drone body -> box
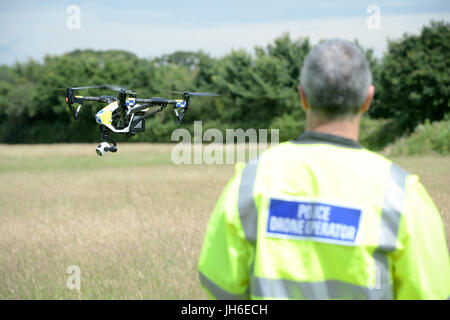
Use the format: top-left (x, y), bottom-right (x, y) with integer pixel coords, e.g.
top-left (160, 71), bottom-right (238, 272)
top-left (60, 85), bottom-right (219, 156)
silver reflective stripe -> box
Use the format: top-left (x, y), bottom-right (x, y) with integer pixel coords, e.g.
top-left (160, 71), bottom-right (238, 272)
top-left (199, 272), bottom-right (249, 300)
top-left (372, 163), bottom-right (409, 299)
top-left (372, 251), bottom-right (394, 299)
top-left (252, 277), bottom-right (392, 300)
top-left (237, 160), bottom-right (259, 243)
top-left (378, 163), bottom-right (409, 251)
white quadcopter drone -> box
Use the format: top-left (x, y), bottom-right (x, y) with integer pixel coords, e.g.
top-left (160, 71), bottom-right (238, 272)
top-left (57, 84), bottom-right (219, 156)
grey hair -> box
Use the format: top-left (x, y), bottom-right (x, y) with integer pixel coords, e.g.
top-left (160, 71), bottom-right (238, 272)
top-left (300, 39), bottom-right (372, 119)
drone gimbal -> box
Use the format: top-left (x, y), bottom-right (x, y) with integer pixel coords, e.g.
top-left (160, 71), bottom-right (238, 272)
top-left (96, 125), bottom-right (117, 156)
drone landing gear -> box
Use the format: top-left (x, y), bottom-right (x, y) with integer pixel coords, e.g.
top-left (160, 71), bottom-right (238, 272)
top-left (96, 125), bottom-right (117, 156)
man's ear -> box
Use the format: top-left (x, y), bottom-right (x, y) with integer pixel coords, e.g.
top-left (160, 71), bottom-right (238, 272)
top-left (361, 85), bottom-right (375, 113)
top-left (298, 85), bottom-right (308, 112)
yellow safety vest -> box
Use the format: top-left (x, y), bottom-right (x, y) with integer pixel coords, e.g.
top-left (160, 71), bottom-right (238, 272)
top-left (198, 131), bottom-right (450, 300)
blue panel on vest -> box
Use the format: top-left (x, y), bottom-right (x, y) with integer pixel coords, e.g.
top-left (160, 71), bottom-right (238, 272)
top-left (266, 198), bottom-right (362, 245)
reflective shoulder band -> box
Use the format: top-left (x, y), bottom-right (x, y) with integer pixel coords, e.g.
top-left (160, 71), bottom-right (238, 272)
top-left (251, 277), bottom-right (392, 300)
top-left (379, 163), bottom-right (409, 251)
top-left (372, 162), bottom-right (409, 299)
top-left (237, 159), bottom-right (260, 244)
top-left (199, 272), bottom-right (249, 300)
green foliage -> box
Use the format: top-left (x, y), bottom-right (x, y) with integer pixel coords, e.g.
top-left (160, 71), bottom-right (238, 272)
top-left (213, 34), bottom-right (309, 128)
top-left (359, 116), bottom-right (389, 150)
top-left (359, 116), bottom-right (410, 151)
top-left (386, 119), bottom-right (450, 155)
top-left (0, 22), bottom-right (448, 154)
top-left (270, 113), bottom-right (305, 142)
top-left (0, 33), bottom-right (312, 143)
top-left (372, 21), bottom-right (450, 133)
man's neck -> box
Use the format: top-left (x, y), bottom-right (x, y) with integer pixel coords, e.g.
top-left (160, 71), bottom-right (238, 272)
top-left (305, 116), bottom-right (361, 141)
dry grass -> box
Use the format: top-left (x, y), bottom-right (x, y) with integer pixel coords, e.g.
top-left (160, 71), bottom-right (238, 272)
top-left (0, 143), bottom-right (234, 299)
top-left (0, 144), bottom-right (448, 299)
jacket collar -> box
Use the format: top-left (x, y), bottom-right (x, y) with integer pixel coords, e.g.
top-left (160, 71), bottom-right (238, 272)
top-left (291, 131), bottom-right (363, 149)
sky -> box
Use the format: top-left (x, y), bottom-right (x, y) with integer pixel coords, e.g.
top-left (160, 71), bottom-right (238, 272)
top-left (0, 0), bottom-right (449, 65)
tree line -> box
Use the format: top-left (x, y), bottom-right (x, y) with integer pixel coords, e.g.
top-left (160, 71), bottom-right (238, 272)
top-left (0, 20), bottom-right (448, 150)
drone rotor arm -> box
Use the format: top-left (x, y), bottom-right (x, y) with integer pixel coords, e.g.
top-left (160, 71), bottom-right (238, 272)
top-left (65, 94), bottom-right (117, 120)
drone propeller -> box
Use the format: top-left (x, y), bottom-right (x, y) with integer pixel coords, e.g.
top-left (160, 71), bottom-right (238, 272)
top-left (189, 91), bottom-right (221, 97)
top-left (100, 84), bottom-right (145, 95)
top-left (52, 85), bottom-right (111, 91)
top-left (101, 84), bottom-right (134, 93)
top-left (53, 84), bottom-right (138, 94)
top-left (150, 88), bottom-right (220, 97)
top-left (72, 85), bottom-right (112, 90)
top-left (54, 85), bottom-right (219, 97)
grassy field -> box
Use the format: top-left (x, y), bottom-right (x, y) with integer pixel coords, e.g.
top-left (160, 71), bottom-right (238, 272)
top-left (0, 143), bottom-right (449, 299)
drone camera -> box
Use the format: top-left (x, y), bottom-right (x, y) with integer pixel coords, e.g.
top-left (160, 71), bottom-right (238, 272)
top-left (95, 141), bottom-right (117, 156)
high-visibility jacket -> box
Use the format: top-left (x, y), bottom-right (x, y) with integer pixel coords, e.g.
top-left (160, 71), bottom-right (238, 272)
top-left (198, 131), bottom-right (450, 300)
